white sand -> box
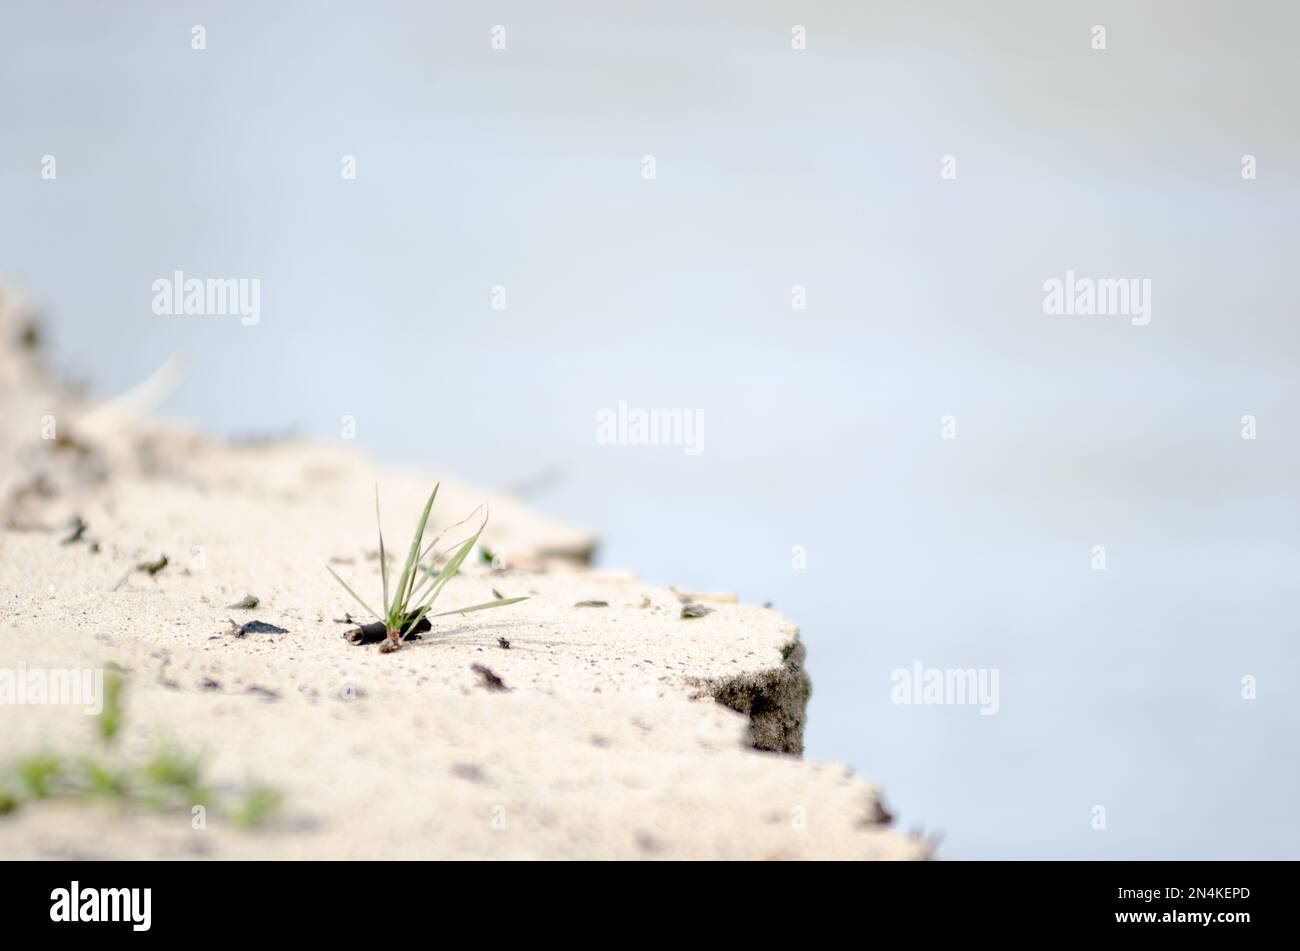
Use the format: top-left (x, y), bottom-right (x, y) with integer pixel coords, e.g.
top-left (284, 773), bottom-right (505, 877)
top-left (0, 289), bottom-right (924, 859)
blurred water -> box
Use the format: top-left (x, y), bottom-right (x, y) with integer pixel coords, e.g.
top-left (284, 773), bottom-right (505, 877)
top-left (3, 0), bottom-right (1298, 857)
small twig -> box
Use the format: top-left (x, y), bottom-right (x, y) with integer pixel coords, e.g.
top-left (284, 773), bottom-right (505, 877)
top-left (110, 554), bottom-right (168, 592)
top-left (60, 517), bottom-right (88, 546)
top-left (344, 617), bottom-right (431, 646)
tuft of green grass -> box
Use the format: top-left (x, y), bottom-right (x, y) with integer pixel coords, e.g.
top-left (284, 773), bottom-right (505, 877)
top-left (97, 666), bottom-right (125, 745)
top-left (327, 485), bottom-right (527, 652)
top-left (16, 755), bottom-right (63, 799)
top-left (140, 745), bottom-right (205, 796)
top-left (232, 785), bottom-right (282, 829)
top-left (0, 787), bottom-right (18, 814)
top-left (83, 759), bottom-right (129, 798)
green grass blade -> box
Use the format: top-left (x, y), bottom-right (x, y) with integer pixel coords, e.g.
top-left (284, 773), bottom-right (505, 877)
top-left (422, 527), bottom-right (482, 606)
top-left (375, 486), bottom-right (390, 617)
top-left (408, 511), bottom-right (486, 602)
top-left (404, 526), bottom-right (485, 632)
top-left (429, 596), bottom-right (528, 618)
top-left (404, 485), bottom-right (438, 607)
top-left (326, 566), bottom-right (382, 622)
top-left (392, 485), bottom-right (438, 619)
top-left (410, 501), bottom-right (483, 576)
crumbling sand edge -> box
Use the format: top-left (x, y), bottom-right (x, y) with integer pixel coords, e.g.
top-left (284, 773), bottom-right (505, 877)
top-left (695, 639), bottom-right (812, 755)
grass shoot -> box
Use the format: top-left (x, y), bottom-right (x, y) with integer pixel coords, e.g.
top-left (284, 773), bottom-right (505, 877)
top-left (327, 484), bottom-right (527, 652)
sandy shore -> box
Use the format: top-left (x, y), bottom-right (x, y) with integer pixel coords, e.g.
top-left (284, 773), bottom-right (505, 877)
top-left (0, 288), bottom-right (925, 859)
